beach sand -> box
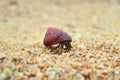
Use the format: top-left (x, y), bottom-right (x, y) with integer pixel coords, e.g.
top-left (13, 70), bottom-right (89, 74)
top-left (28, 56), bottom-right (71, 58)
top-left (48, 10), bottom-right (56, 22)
top-left (0, 0), bottom-right (120, 80)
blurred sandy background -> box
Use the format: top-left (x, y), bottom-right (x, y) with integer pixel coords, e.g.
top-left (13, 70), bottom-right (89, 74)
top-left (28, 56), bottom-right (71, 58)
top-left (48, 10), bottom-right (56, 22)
top-left (0, 0), bottom-right (120, 44)
top-left (0, 0), bottom-right (120, 80)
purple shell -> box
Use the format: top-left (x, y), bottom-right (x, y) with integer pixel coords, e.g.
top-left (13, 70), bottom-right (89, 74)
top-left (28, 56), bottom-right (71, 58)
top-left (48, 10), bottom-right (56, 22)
top-left (54, 31), bottom-right (72, 43)
top-left (43, 27), bottom-right (72, 46)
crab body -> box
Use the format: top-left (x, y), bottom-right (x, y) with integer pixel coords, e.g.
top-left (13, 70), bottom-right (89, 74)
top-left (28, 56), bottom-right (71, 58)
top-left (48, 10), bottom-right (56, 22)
top-left (43, 27), bottom-right (72, 51)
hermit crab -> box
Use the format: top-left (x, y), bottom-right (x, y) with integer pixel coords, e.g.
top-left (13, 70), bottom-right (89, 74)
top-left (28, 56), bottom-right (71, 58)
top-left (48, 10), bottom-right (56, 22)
top-left (43, 27), bottom-right (72, 51)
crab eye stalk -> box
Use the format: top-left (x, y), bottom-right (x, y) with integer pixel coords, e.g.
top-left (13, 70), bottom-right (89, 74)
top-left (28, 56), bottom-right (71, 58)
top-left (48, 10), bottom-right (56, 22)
top-left (43, 27), bottom-right (72, 52)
